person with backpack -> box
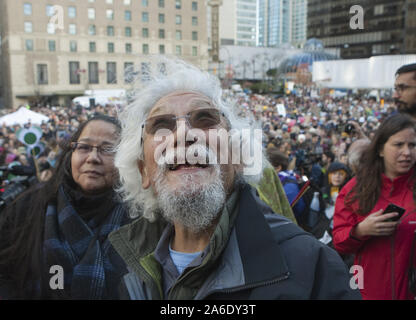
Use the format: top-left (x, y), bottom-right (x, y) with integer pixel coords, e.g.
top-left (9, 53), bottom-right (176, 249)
top-left (267, 147), bottom-right (306, 222)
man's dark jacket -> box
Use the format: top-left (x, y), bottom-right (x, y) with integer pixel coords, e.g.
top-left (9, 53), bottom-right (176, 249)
top-left (109, 184), bottom-right (362, 300)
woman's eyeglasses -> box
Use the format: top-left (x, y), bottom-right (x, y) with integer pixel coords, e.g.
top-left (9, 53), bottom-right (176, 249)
top-left (71, 142), bottom-right (115, 157)
top-left (142, 108), bottom-right (224, 135)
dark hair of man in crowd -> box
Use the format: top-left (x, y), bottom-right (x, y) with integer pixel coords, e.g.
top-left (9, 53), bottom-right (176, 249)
top-left (395, 63), bottom-right (416, 79)
top-left (267, 147), bottom-right (289, 171)
top-left (0, 114), bottom-right (121, 298)
top-left (324, 151), bottom-right (335, 163)
top-left (345, 113), bottom-right (416, 215)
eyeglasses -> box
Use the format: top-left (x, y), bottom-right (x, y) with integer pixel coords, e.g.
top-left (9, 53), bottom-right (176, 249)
top-left (394, 84), bottom-right (416, 94)
top-left (142, 108), bottom-right (225, 135)
top-left (71, 142), bottom-right (115, 157)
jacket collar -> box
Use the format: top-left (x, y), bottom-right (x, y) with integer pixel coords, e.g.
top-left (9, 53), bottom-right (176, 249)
top-left (234, 184), bottom-right (289, 284)
top-left (381, 166), bottom-right (415, 189)
top-left (109, 183), bottom-right (291, 294)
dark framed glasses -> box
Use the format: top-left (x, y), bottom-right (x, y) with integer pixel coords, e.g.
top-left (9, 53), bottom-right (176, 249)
top-left (142, 108), bottom-right (224, 135)
top-left (394, 84), bottom-right (416, 93)
top-left (71, 142), bottom-right (115, 157)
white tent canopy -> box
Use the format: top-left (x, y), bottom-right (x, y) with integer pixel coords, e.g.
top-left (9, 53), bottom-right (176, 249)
top-left (0, 107), bottom-right (49, 127)
top-left (312, 54), bottom-right (416, 89)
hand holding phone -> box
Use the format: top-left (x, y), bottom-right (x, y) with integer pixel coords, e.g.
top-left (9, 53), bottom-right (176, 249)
top-left (383, 203), bottom-right (406, 222)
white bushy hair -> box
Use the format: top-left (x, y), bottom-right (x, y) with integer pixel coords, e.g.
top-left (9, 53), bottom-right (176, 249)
top-left (115, 56), bottom-right (267, 220)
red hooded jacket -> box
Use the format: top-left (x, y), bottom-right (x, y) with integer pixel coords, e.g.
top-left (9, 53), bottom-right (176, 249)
top-left (333, 168), bottom-right (416, 300)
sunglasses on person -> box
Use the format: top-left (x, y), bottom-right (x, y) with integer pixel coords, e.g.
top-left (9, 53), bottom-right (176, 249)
top-left (71, 142), bottom-right (115, 157)
top-left (142, 108), bottom-right (225, 135)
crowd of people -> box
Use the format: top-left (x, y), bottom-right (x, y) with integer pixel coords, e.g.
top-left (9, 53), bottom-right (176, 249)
top-left (0, 57), bottom-right (415, 300)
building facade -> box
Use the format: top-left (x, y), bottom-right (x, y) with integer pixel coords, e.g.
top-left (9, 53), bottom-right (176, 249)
top-left (0, 0), bottom-right (209, 109)
top-left (307, 0), bottom-right (416, 59)
top-left (257, 0), bottom-right (307, 48)
top-left (218, 0), bottom-right (257, 47)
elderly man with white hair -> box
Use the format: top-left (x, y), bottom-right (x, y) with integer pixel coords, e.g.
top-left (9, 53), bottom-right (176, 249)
top-left (109, 57), bottom-right (360, 300)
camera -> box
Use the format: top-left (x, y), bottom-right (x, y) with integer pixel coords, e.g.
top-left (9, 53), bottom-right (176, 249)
top-left (0, 166), bottom-right (38, 212)
top-left (344, 123), bottom-right (355, 134)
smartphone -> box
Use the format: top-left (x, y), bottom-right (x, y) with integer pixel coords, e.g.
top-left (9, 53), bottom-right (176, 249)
top-left (383, 203), bottom-right (406, 222)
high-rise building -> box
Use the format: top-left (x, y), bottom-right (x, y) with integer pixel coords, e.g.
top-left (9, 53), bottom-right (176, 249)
top-left (0, 0), bottom-right (209, 109)
top-left (257, 0), bottom-right (307, 47)
top-left (307, 0), bottom-right (416, 59)
top-left (218, 0), bottom-right (258, 46)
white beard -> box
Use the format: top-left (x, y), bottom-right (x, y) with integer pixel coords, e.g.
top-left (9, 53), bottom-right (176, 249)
top-left (154, 150), bottom-right (226, 233)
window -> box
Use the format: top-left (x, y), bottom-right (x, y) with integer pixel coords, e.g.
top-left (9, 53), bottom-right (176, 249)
top-left (24, 21), bottom-right (32, 33)
top-left (70, 40), bottom-right (77, 52)
top-left (23, 3), bottom-right (32, 15)
top-left (192, 17), bottom-right (198, 26)
top-left (142, 44), bottom-right (149, 54)
top-left (37, 64), bottom-right (48, 85)
top-left (192, 46), bottom-right (197, 56)
top-left (159, 45), bottom-right (165, 54)
top-left (125, 10), bottom-right (131, 21)
top-left (176, 45), bottom-right (182, 56)
top-left (124, 0), bottom-right (131, 5)
top-left (88, 25), bottom-right (96, 35)
top-left (159, 0), bottom-right (165, 8)
top-left (106, 0), bottom-right (113, 4)
top-left (107, 26), bottom-right (115, 36)
top-left (142, 0), bottom-right (148, 7)
top-left (175, 30), bottom-right (182, 40)
top-left (142, 12), bottom-right (149, 22)
top-left (125, 43), bottom-right (132, 54)
top-left (159, 29), bottom-right (165, 39)
top-left (88, 62), bottom-right (99, 84)
top-left (106, 9), bottom-right (114, 20)
top-left (124, 62), bottom-right (134, 83)
top-left (46, 5), bottom-right (55, 17)
top-left (47, 23), bottom-right (55, 34)
top-left (107, 62), bottom-right (117, 84)
top-left (69, 24), bottom-right (77, 35)
top-left (175, 15), bottom-right (181, 25)
top-left (68, 6), bottom-right (76, 18)
top-left (142, 28), bottom-right (149, 38)
top-left (175, 0), bottom-right (181, 9)
top-left (89, 42), bottom-right (96, 52)
top-left (141, 62), bottom-right (150, 80)
top-left (108, 42), bottom-right (114, 53)
top-left (125, 27), bottom-right (132, 37)
top-left (192, 1), bottom-right (198, 11)
top-left (159, 14), bottom-right (165, 23)
top-left (48, 40), bottom-right (56, 52)
top-left (25, 39), bottom-right (33, 51)
top-left (192, 31), bottom-right (198, 41)
top-left (88, 8), bottom-right (95, 19)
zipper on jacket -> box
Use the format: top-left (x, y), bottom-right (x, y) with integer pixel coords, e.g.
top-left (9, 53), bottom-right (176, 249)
top-left (201, 272), bottom-right (290, 298)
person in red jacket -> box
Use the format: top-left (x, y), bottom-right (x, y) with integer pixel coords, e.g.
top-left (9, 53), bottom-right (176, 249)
top-left (333, 113), bottom-right (416, 300)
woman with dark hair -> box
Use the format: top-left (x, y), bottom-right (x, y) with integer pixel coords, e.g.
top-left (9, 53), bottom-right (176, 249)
top-left (333, 113), bottom-right (416, 299)
top-left (0, 115), bottom-right (129, 299)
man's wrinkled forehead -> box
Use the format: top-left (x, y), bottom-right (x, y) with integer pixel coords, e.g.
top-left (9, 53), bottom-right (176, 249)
top-left (149, 90), bottom-right (216, 117)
